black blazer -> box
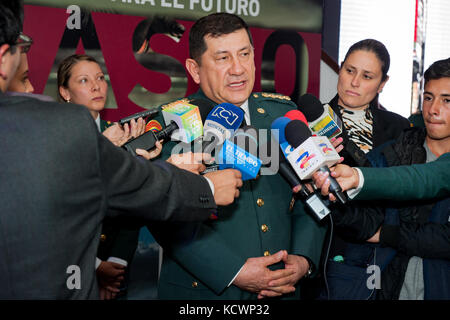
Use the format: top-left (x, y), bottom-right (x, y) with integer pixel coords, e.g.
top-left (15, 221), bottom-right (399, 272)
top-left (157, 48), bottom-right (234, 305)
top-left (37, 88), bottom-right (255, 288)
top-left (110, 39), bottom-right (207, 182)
top-left (0, 93), bottom-right (216, 299)
top-left (328, 94), bottom-right (411, 167)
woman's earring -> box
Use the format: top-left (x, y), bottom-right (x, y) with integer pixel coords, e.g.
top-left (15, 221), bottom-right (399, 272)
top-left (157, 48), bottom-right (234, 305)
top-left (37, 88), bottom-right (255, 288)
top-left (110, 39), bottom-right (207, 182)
top-left (66, 99), bottom-right (70, 103)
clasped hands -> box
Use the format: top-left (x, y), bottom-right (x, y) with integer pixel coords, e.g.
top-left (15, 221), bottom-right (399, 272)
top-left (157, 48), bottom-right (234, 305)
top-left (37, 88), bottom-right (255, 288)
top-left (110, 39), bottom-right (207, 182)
top-left (232, 250), bottom-right (311, 299)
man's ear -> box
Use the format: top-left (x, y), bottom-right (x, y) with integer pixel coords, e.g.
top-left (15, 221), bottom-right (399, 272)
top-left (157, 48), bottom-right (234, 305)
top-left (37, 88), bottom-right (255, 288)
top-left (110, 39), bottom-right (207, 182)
top-left (0, 44), bottom-right (11, 79)
top-left (59, 86), bottom-right (70, 102)
top-left (185, 58), bottom-right (200, 84)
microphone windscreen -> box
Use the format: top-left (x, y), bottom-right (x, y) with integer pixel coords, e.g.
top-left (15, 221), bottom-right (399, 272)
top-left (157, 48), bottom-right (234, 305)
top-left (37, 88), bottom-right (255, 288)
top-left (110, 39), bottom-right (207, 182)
top-left (284, 110), bottom-right (308, 125)
top-left (285, 120), bottom-right (312, 148)
top-left (297, 93), bottom-right (323, 122)
top-left (271, 117), bottom-right (291, 144)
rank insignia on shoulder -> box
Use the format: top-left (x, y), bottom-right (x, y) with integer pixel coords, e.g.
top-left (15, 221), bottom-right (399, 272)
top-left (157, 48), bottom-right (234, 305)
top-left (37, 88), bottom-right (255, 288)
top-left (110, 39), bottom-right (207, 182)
top-left (261, 92), bottom-right (291, 101)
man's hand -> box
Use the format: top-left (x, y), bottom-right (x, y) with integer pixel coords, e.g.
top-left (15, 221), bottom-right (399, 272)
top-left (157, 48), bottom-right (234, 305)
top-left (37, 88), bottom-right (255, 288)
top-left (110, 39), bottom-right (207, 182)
top-left (204, 169), bottom-right (243, 206)
top-left (232, 250), bottom-right (296, 295)
top-left (129, 117), bottom-right (146, 139)
top-left (102, 117), bottom-right (146, 147)
top-left (96, 261), bottom-right (126, 300)
top-left (135, 140), bottom-right (163, 160)
top-left (99, 285), bottom-right (120, 300)
top-left (312, 164), bottom-right (359, 201)
top-left (167, 152), bottom-right (211, 175)
top-left (257, 255), bottom-right (309, 299)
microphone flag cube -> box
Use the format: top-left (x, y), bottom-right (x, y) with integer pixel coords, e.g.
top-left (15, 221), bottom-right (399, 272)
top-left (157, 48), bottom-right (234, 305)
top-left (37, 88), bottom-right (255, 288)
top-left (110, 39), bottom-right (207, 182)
top-left (217, 140), bottom-right (262, 181)
top-left (162, 101), bottom-right (203, 143)
top-left (308, 104), bottom-right (342, 139)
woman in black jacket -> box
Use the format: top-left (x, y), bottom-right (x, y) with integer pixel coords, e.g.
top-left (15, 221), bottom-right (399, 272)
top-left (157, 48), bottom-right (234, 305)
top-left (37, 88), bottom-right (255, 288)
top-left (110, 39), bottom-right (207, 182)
top-left (309, 39), bottom-right (411, 300)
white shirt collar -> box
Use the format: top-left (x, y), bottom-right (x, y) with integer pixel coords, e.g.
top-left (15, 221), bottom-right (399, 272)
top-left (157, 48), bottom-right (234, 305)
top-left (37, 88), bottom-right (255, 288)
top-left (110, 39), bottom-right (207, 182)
top-left (94, 114), bottom-right (101, 132)
top-left (239, 99), bottom-right (251, 125)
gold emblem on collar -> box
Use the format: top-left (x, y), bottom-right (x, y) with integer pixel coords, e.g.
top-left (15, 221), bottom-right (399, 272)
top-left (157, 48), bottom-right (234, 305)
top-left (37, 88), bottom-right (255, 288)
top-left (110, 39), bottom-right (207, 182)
top-left (257, 107), bottom-right (265, 114)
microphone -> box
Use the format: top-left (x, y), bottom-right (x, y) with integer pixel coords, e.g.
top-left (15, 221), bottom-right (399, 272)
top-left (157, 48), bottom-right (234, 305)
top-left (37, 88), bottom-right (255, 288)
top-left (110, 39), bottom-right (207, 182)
top-left (123, 99), bottom-right (214, 156)
top-left (119, 108), bottom-right (159, 126)
top-left (190, 98), bottom-right (217, 123)
top-left (284, 109), bottom-right (308, 124)
top-left (217, 125), bottom-right (262, 181)
top-left (123, 120), bottom-right (178, 156)
top-left (298, 93), bottom-right (342, 139)
top-left (161, 99), bottom-right (204, 143)
top-left (277, 149), bottom-right (331, 220)
top-left (271, 117), bottom-right (331, 220)
top-left (201, 102), bottom-right (245, 156)
top-left (284, 120), bottom-right (348, 204)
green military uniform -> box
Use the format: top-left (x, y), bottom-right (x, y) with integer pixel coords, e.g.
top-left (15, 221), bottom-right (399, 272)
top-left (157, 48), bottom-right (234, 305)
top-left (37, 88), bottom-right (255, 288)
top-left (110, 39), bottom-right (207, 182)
top-left (356, 152), bottom-right (450, 201)
top-left (147, 90), bottom-right (328, 300)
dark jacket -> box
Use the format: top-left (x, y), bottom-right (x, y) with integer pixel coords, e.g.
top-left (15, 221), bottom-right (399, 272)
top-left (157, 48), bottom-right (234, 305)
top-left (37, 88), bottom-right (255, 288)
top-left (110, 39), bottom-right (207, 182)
top-left (332, 128), bottom-right (450, 300)
top-left (0, 94), bottom-right (217, 299)
top-left (328, 94), bottom-right (411, 167)
top-left (320, 95), bottom-right (412, 285)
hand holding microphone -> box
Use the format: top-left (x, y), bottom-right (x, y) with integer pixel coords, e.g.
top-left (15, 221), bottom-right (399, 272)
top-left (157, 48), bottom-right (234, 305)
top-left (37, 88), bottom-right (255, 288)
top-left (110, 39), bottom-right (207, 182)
top-left (123, 99), bottom-right (215, 156)
top-left (312, 164), bottom-right (360, 201)
top-left (284, 120), bottom-right (348, 204)
top-left (166, 152), bottom-right (212, 175)
top-left (103, 117), bottom-right (147, 147)
top-left (204, 169), bottom-right (243, 206)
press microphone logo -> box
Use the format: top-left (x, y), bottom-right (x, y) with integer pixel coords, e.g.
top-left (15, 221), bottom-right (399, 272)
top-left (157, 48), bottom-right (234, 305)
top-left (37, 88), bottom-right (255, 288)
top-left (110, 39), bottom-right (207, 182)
top-left (318, 143), bottom-right (333, 155)
top-left (295, 149), bottom-right (316, 169)
top-left (211, 106), bottom-right (240, 126)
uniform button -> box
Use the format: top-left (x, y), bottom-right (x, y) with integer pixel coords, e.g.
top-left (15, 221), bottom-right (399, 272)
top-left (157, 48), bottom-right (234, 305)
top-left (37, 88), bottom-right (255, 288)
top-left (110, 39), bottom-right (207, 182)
top-left (100, 234), bottom-right (106, 242)
top-left (261, 224), bottom-right (269, 233)
top-left (257, 107), bottom-right (265, 114)
top-left (192, 281), bottom-right (198, 288)
top-left (257, 198), bottom-right (264, 207)
top-left (264, 250), bottom-right (270, 257)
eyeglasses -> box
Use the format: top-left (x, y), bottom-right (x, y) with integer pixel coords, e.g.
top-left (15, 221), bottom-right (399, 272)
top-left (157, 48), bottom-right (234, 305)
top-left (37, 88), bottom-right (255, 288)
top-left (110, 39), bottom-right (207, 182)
top-left (14, 32), bottom-right (33, 53)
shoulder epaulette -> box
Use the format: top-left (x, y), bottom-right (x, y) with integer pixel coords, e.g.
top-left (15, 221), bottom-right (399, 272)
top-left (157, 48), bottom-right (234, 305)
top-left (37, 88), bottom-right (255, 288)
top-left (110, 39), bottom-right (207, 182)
top-left (252, 92), bottom-right (291, 101)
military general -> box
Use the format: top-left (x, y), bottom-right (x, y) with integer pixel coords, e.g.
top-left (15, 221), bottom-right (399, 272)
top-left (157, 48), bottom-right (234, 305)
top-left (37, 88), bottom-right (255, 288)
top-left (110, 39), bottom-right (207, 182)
top-left (147, 12), bottom-right (327, 300)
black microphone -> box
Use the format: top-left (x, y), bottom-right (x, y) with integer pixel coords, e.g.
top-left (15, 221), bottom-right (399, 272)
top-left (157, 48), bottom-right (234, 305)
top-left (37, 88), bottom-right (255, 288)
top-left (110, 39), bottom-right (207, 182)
top-left (118, 108), bottom-right (159, 126)
top-left (284, 120), bottom-right (348, 204)
top-left (277, 146), bottom-right (331, 220)
top-left (123, 99), bottom-right (215, 157)
top-left (298, 93), bottom-right (343, 139)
